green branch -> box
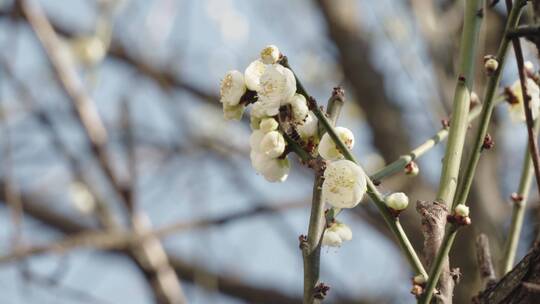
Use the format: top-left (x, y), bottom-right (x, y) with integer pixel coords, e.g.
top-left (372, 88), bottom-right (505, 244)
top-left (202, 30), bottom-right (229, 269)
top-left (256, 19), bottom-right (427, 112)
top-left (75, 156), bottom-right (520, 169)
top-left (421, 1), bottom-right (525, 303)
top-left (279, 57), bottom-right (427, 278)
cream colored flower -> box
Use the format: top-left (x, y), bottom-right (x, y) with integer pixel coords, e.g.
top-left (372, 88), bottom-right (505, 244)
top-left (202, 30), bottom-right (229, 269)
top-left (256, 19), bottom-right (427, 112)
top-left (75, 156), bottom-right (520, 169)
top-left (322, 159), bottom-right (367, 208)
top-left (260, 45), bottom-right (280, 64)
top-left (244, 59), bottom-right (266, 91)
top-left (260, 131), bottom-right (286, 158)
top-left (250, 152), bottom-right (289, 182)
top-left (259, 117), bottom-right (279, 133)
top-left (384, 192), bottom-right (409, 211)
top-left (286, 94), bottom-right (309, 123)
top-left (220, 70), bottom-right (246, 106)
top-left (508, 78), bottom-right (540, 122)
top-left (256, 64), bottom-right (296, 116)
top-left (318, 127), bottom-right (354, 161)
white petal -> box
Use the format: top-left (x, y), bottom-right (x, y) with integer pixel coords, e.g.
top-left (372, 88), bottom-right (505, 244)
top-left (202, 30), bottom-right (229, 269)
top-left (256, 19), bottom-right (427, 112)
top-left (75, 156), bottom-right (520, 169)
top-left (260, 131), bottom-right (286, 158)
top-left (258, 64), bottom-right (296, 104)
top-left (322, 230), bottom-right (342, 247)
top-left (259, 117), bottom-right (279, 133)
top-left (285, 94), bottom-right (309, 123)
top-left (220, 70), bottom-right (246, 106)
top-left (334, 223), bottom-right (352, 242)
top-left (259, 157), bottom-right (289, 182)
top-left (322, 159), bottom-right (367, 208)
top-left (297, 112), bottom-right (318, 139)
top-left (318, 127), bottom-right (355, 161)
top-left (244, 60), bottom-right (266, 91)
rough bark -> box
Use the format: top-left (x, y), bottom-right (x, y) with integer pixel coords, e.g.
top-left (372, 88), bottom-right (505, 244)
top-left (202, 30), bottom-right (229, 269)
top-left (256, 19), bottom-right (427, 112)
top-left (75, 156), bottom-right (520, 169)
top-left (475, 242), bottom-right (540, 304)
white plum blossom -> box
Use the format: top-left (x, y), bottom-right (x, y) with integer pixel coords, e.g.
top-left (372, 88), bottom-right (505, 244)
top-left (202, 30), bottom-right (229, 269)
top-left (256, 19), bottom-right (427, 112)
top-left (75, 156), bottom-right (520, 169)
top-left (260, 45), bottom-right (280, 64)
top-left (384, 192), bottom-right (409, 211)
top-left (318, 127), bottom-right (354, 161)
top-left (322, 159), bottom-right (367, 208)
top-left (220, 70), bottom-right (246, 106)
top-left (322, 222), bottom-right (353, 247)
top-left (259, 117), bottom-right (279, 133)
top-left (260, 131), bottom-right (286, 158)
top-left (297, 112), bottom-right (318, 139)
top-left (250, 152), bottom-right (290, 182)
top-left (256, 64), bottom-right (296, 116)
top-left (322, 229), bottom-right (342, 247)
top-left (508, 78), bottom-right (540, 122)
top-left (455, 204), bottom-right (470, 217)
top-left (286, 93), bottom-right (309, 123)
top-left (244, 59), bottom-right (266, 91)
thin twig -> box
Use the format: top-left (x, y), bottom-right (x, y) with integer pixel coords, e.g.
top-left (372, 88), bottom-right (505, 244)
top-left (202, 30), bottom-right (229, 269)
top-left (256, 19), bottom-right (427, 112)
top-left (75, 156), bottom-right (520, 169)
top-left (476, 234), bottom-right (497, 288)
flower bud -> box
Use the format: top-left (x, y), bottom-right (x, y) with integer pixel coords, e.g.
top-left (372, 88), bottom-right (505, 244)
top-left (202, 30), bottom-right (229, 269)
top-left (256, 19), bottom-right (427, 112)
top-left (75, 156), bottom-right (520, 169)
top-left (260, 45), bottom-right (280, 64)
top-left (260, 117), bottom-right (279, 133)
top-left (322, 230), bottom-right (342, 247)
top-left (404, 161), bottom-right (419, 176)
top-left (322, 221), bottom-right (353, 247)
top-left (454, 204), bottom-right (470, 217)
top-left (413, 274), bottom-right (427, 285)
top-left (322, 159), bottom-right (367, 209)
top-left (318, 127), bottom-right (354, 161)
top-left (484, 58), bottom-right (498, 74)
top-left (385, 192), bottom-right (409, 211)
top-left (220, 70), bottom-right (247, 106)
top-left (260, 131), bottom-right (286, 158)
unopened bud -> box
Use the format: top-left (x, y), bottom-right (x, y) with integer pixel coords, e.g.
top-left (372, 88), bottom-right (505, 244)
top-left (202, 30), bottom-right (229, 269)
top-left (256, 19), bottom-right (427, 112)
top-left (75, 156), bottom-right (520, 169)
top-left (260, 45), bottom-right (280, 64)
top-left (455, 204), bottom-right (470, 217)
top-left (385, 192), bottom-right (409, 211)
top-left (413, 274), bottom-right (427, 285)
top-left (404, 161), bottom-right (419, 176)
top-left (484, 56), bottom-right (498, 75)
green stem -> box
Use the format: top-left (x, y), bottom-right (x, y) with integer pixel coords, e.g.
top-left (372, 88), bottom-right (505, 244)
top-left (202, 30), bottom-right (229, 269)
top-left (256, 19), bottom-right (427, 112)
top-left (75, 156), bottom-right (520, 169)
top-left (452, 0), bottom-right (525, 210)
top-left (421, 2), bottom-right (525, 303)
top-left (500, 119), bottom-right (540, 275)
top-left (302, 173), bottom-right (325, 304)
top-left (280, 67), bottom-right (428, 277)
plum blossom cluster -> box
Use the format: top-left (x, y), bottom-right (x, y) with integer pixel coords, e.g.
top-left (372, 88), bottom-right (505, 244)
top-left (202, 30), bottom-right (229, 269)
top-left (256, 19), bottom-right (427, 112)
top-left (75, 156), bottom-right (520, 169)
top-left (220, 45), bottom-right (397, 248)
top-left (219, 45), bottom-right (317, 182)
